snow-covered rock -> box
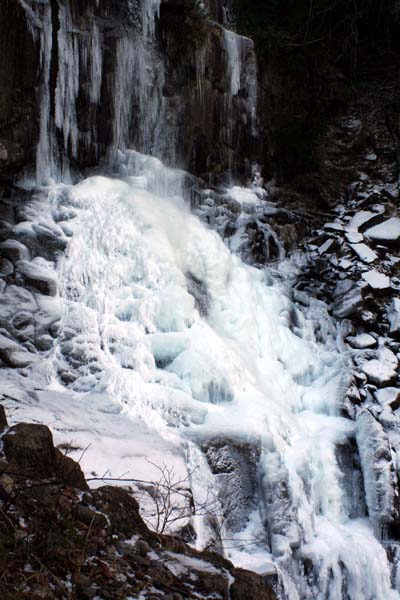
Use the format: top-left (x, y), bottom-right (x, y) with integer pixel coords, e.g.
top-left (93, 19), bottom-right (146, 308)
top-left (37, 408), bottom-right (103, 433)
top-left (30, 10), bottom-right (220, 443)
top-left (318, 238), bottom-right (334, 255)
top-left (348, 211), bottom-right (382, 231)
top-left (0, 332), bottom-right (36, 368)
top-left (349, 243), bottom-right (378, 264)
top-left (387, 298), bottom-right (400, 337)
top-left (375, 388), bottom-right (400, 410)
top-left (361, 270), bottom-right (391, 291)
top-left (345, 230), bottom-right (364, 244)
top-left (0, 239), bottom-right (30, 263)
top-left (362, 348), bottom-right (398, 386)
top-left (16, 258), bottom-right (57, 296)
top-left (365, 218), bottom-right (400, 245)
top-left (356, 410), bottom-right (400, 536)
top-left (346, 333), bottom-right (377, 349)
top-left (324, 222), bottom-right (344, 232)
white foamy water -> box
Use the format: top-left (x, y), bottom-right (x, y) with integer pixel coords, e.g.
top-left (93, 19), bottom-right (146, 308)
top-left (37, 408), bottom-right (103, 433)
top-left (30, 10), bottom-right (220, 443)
top-left (12, 153), bottom-right (396, 599)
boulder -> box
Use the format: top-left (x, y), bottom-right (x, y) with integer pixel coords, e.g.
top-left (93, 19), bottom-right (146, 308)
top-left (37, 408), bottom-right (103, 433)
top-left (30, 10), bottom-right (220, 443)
top-left (365, 218), bottom-right (400, 246)
top-left (16, 259), bottom-right (57, 296)
top-left (346, 333), bottom-right (377, 349)
top-left (0, 332), bottom-right (35, 368)
top-left (231, 569), bottom-right (276, 600)
top-left (0, 239), bottom-right (30, 262)
top-left (375, 388), bottom-right (400, 410)
top-left (361, 270), bottom-right (391, 292)
top-left (349, 242), bottom-right (378, 264)
top-left (3, 422), bottom-right (88, 490)
top-left (361, 348), bottom-right (398, 386)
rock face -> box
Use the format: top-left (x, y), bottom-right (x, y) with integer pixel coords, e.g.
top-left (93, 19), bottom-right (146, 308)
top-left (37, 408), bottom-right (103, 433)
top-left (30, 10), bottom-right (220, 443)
top-left (0, 409), bottom-right (277, 600)
top-left (0, 0), bottom-right (259, 184)
top-left (0, 0), bottom-right (39, 183)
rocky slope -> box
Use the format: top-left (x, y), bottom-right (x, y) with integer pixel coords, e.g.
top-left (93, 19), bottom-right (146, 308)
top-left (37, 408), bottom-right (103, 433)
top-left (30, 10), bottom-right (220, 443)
top-left (0, 406), bottom-right (276, 600)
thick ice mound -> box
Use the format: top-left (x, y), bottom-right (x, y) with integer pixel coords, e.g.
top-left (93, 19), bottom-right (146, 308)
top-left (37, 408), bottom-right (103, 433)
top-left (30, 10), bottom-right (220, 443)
top-left (13, 154), bottom-right (399, 599)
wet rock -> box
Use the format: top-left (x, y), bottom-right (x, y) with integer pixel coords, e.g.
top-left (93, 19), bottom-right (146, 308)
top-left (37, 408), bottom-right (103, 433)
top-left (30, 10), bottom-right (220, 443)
top-left (12, 311), bottom-right (34, 330)
top-left (0, 219), bottom-right (12, 242)
top-left (0, 285), bottom-right (37, 320)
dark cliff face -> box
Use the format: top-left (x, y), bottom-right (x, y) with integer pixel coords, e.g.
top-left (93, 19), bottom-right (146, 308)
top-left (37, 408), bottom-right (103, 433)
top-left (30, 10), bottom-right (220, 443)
top-left (0, 0), bottom-right (40, 183)
top-left (0, 0), bottom-right (260, 185)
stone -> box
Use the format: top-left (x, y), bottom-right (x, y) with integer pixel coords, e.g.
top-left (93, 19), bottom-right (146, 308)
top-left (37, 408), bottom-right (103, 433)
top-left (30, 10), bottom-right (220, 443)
top-left (73, 504), bottom-right (107, 528)
top-left (0, 257), bottom-right (13, 276)
top-left (92, 486), bottom-right (151, 539)
top-left (362, 348), bottom-right (398, 386)
top-left (365, 218), bottom-right (400, 245)
top-left (16, 259), bottom-right (57, 296)
top-left (361, 270), bottom-right (391, 291)
top-left (345, 230), bottom-right (363, 244)
top-left (34, 334), bottom-right (54, 351)
top-left (0, 333), bottom-right (35, 368)
top-left (375, 388), bottom-right (400, 410)
top-left (3, 422), bottom-right (88, 489)
top-left (388, 298), bottom-right (400, 337)
top-left (318, 238), bottom-right (334, 255)
top-left (231, 568), bottom-right (277, 600)
top-left (349, 243), bottom-right (378, 264)
top-left (348, 211), bottom-right (383, 231)
top-left (346, 334), bottom-right (377, 349)
top-left (0, 239), bottom-right (30, 262)
top-left (0, 405), bottom-right (8, 431)
top-left (332, 280), bottom-right (363, 319)
top-left (55, 449), bottom-right (89, 491)
top-left (324, 222), bottom-right (344, 232)
top-left (3, 423), bottom-right (56, 478)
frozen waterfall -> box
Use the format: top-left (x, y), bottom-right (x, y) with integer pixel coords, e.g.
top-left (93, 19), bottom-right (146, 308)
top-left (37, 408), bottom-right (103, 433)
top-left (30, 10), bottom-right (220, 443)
top-left (9, 1), bottom-right (400, 597)
top-left (10, 153), bottom-right (397, 599)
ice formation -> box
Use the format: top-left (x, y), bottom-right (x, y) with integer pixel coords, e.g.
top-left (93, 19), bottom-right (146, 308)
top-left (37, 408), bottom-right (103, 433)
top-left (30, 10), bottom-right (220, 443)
top-left (8, 154), bottom-right (397, 599)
